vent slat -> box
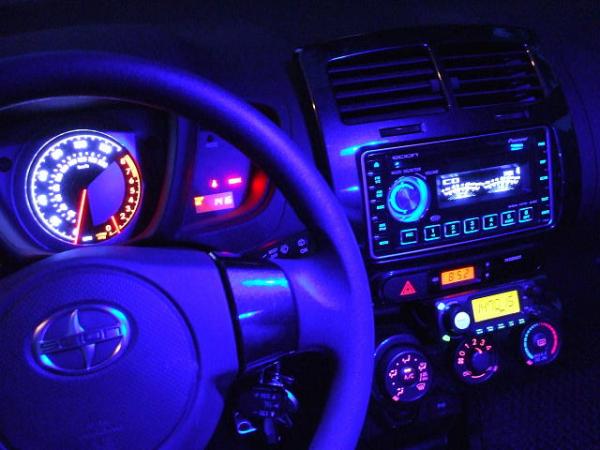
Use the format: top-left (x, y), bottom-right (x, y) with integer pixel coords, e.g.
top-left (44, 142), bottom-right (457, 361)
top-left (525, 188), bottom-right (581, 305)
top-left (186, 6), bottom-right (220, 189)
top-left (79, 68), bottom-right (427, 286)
top-left (328, 57), bottom-right (431, 74)
top-left (339, 94), bottom-right (447, 114)
top-left (455, 86), bottom-right (543, 99)
top-left (334, 80), bottom-right (435, 100)
top-left (445, 60), bottom-right (530, 74)
top-left (327, 46), bottom-right (448, 124)
top-left (456, 73), bottom-right (538, 86)
top-left (439, 42), bottom-right (543, 109)
top-left (330, 68), bottom-right (436, 87)
top-left (438, 50), bottom-right (525, 61)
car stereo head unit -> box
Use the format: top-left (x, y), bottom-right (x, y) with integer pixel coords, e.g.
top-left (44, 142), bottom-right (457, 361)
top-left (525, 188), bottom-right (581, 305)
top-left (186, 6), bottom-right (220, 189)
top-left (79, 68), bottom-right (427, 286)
top-left (362, 127), bottom-right (555, 260)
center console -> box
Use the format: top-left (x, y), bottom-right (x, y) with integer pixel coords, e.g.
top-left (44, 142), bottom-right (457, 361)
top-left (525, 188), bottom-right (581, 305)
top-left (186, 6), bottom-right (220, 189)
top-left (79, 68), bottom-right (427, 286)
top-left (297, 25), bottom-right (578, 448)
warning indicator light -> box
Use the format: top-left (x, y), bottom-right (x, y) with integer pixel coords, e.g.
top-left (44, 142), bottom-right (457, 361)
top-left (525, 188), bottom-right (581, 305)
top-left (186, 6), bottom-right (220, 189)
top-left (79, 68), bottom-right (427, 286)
top-left (400, 280), bottom-right (417, 296)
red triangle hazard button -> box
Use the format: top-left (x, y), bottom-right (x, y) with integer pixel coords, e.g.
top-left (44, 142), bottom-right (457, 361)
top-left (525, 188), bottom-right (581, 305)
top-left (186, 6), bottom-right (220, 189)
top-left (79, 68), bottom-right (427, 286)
top-left (400, 280), bottom-right (417, 296)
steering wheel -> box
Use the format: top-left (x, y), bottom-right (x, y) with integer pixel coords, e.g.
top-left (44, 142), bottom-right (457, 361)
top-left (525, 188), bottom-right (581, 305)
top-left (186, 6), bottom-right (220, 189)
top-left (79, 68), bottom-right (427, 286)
top-left (0, 52), bottom-right (374, 449)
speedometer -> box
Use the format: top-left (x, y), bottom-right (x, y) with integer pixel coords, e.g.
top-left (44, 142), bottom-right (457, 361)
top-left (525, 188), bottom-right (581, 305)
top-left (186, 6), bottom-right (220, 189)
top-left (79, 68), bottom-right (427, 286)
top-left (26, 130), bottom-right (142, 245)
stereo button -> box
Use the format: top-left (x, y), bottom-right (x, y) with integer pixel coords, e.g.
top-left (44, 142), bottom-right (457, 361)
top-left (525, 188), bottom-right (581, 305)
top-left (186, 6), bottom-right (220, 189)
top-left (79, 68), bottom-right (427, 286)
top-left (400, 229), bottom-right (418, 245)
top-left (483, 214), bottom-right (498, 230)
top-left (501, 210), bottom-right (517, 226)
top-left (519, 207), bottom-right (533, 223)
top-left (424, 225), bottom-right (442, 241)
top-left (463, 217), bottom-right (480, 234)
top-left (367, 158), bottom-right (384, 172)
top-left (444, 221), bottom-right (461, 238)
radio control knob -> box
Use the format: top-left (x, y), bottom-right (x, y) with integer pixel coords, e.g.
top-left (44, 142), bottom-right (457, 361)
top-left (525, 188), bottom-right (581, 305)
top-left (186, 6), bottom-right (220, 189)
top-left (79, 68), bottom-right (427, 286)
top-left (376, 345), bottom-right (432, 403)
top-left (444, 306), bottom-right (472, 334)
top-left (387, 176), bottom-right (430, 223)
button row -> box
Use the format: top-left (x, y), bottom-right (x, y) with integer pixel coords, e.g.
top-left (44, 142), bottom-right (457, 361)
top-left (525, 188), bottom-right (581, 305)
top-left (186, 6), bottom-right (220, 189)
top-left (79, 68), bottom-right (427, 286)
top-left (398, 207), bottom-right (535, 246)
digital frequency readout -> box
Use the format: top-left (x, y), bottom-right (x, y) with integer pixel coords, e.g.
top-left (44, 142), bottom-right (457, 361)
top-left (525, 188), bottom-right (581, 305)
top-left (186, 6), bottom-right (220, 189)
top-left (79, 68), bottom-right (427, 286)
top-left (471, 290), bottom-right (521, 323)
top-left (437, 163), bottom-right (526, 207)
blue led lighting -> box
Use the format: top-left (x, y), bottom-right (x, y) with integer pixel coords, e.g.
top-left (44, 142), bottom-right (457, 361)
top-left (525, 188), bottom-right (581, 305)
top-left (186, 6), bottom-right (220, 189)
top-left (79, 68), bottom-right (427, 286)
top-left (108, 307), bottom-right (130, 338)
top-left (238, 310), bottom-right (262, 320)
top-left (39, 354), bottom-right (57, 369)
top-left (537, 141), bottom-right (546, 147)
top-left (341, 185), bottom-right (360, 193)
top-left (241, 278), bottom-right (289, 288)
top-left (510, 142), bottom-right (524, 151)
top-left (522, 325), bottom-right (535, 360)
top-left (339, 140), bottom-right (387, 157)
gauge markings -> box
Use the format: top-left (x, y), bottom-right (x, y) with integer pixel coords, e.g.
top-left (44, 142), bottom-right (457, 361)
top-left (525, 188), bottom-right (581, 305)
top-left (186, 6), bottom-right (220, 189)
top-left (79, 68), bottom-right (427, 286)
top-left (27, 130), bottom-right (142, 245)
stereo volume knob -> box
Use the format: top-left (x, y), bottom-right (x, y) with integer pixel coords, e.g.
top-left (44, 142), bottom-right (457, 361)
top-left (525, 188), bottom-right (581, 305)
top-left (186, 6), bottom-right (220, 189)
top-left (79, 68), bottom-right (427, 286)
top-left (387, 176), bottom-right (430, 223)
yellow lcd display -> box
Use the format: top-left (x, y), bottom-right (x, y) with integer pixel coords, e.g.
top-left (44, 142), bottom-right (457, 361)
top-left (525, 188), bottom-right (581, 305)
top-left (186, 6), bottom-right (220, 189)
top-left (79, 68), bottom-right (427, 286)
top-left (471, 290), bottom-right (521, 323)
top-left (441, 266), bottom-right (476, 287)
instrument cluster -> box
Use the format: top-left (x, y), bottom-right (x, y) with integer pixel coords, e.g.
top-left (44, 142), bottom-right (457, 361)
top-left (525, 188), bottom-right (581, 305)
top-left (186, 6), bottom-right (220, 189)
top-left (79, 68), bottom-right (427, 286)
top-left (0, 98), bottom-right (271, 257)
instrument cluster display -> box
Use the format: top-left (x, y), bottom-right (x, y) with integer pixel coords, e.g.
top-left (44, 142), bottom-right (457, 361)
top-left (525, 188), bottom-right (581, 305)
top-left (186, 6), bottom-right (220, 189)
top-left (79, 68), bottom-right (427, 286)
top-left (26, 129), bottom-right (142, 245)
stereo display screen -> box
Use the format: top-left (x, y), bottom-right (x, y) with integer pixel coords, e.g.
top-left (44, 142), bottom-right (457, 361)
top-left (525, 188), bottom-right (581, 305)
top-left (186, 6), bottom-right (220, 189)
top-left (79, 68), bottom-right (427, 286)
top-left (437, 163), bottom-right (531, 208)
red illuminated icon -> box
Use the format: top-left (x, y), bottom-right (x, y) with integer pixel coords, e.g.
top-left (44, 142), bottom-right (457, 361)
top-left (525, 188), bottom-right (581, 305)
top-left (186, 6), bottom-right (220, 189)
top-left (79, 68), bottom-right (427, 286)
top-left (210, 179), bottom-right (219, 189)
top-left (400, 280), bottom-right (417, 296)
top-left (536, 338), bottom-right (547, 348)
top-left (227, 176), bottom-right (243, 186)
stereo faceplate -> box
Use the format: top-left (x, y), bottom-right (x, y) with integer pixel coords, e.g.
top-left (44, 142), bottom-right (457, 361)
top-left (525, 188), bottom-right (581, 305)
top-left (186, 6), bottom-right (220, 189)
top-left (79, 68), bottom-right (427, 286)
top-left (362, 127), bottom-right (555, 260)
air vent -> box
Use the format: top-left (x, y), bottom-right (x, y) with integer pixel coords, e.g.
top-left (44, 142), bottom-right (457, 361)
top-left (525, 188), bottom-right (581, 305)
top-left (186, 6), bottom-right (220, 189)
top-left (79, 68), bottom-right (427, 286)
top-left (327, 46), bottom-right (448, 124)
top-left (438, 42), bottom-right (544, 109)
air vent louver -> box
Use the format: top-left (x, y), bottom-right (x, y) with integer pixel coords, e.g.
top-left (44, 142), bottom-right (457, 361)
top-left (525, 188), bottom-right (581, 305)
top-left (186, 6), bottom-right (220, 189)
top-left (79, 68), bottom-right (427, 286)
top-left (438, 42), bottom-right (544, 109)
top-left (327, 46), bottom-right (448, 124)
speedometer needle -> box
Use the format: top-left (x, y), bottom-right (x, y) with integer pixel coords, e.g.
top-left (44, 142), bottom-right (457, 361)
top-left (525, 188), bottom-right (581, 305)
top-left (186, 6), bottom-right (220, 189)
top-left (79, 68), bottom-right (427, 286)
top-left (73, 188), bottom-right (88, 245)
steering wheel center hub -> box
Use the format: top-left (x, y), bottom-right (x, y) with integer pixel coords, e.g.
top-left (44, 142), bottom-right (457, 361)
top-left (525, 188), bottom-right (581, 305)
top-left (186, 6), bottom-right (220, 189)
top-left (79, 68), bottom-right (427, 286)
top-left (0, 257), bottom-right (199, 449)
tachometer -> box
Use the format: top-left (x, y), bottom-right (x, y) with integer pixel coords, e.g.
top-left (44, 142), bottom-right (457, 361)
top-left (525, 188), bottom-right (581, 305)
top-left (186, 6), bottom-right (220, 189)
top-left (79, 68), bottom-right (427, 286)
top-left (26, 130), bottom-right (142, 245)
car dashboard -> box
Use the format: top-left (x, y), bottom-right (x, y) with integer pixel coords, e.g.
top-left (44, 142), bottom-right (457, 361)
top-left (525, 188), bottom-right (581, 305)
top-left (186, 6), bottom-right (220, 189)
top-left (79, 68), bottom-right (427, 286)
top-left (0, 2), bottom-right (599, 449)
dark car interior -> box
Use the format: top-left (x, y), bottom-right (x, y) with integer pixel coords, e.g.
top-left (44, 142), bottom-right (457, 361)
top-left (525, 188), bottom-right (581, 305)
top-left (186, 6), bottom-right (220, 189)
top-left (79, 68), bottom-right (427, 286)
top-left (0, 1), bottom-right (599, 449)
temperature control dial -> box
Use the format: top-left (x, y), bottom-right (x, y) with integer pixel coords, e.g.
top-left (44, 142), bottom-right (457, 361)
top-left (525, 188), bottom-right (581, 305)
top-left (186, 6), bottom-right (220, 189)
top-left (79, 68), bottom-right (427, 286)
top-left (520, 322), bottom-right (560, 366)
top-left (379, 347), bottom-right (432, 403)
top-left (454, 336), bottom-right (498, 384)
top-left (386, 176), bottom-right (430, 223)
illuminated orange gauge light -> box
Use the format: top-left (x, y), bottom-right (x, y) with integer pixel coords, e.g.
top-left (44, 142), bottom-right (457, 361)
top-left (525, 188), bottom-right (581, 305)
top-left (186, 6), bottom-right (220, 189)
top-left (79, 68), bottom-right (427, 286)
top-left (440, 266), bottom-right (476, 287)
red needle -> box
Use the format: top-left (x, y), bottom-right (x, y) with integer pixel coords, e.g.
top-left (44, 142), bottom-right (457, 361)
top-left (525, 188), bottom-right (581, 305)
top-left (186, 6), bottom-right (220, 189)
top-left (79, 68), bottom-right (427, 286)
top-left (111, 215), bottom-right (121, 234)
top-left (73, 189), bottom-right (88, 245)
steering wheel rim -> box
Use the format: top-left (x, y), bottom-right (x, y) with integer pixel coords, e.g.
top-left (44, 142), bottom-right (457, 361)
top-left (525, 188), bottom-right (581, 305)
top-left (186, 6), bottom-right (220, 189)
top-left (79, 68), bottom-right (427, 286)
top-left (0, 51), bottom-right (374, 449)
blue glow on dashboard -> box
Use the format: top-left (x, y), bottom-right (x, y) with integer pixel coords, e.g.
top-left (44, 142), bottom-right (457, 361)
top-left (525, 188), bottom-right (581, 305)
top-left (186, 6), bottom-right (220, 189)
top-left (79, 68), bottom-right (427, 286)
top-left (241, 278), bottom-right (289, 288)
top-left (339, 140), bottom-right (387, 157)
